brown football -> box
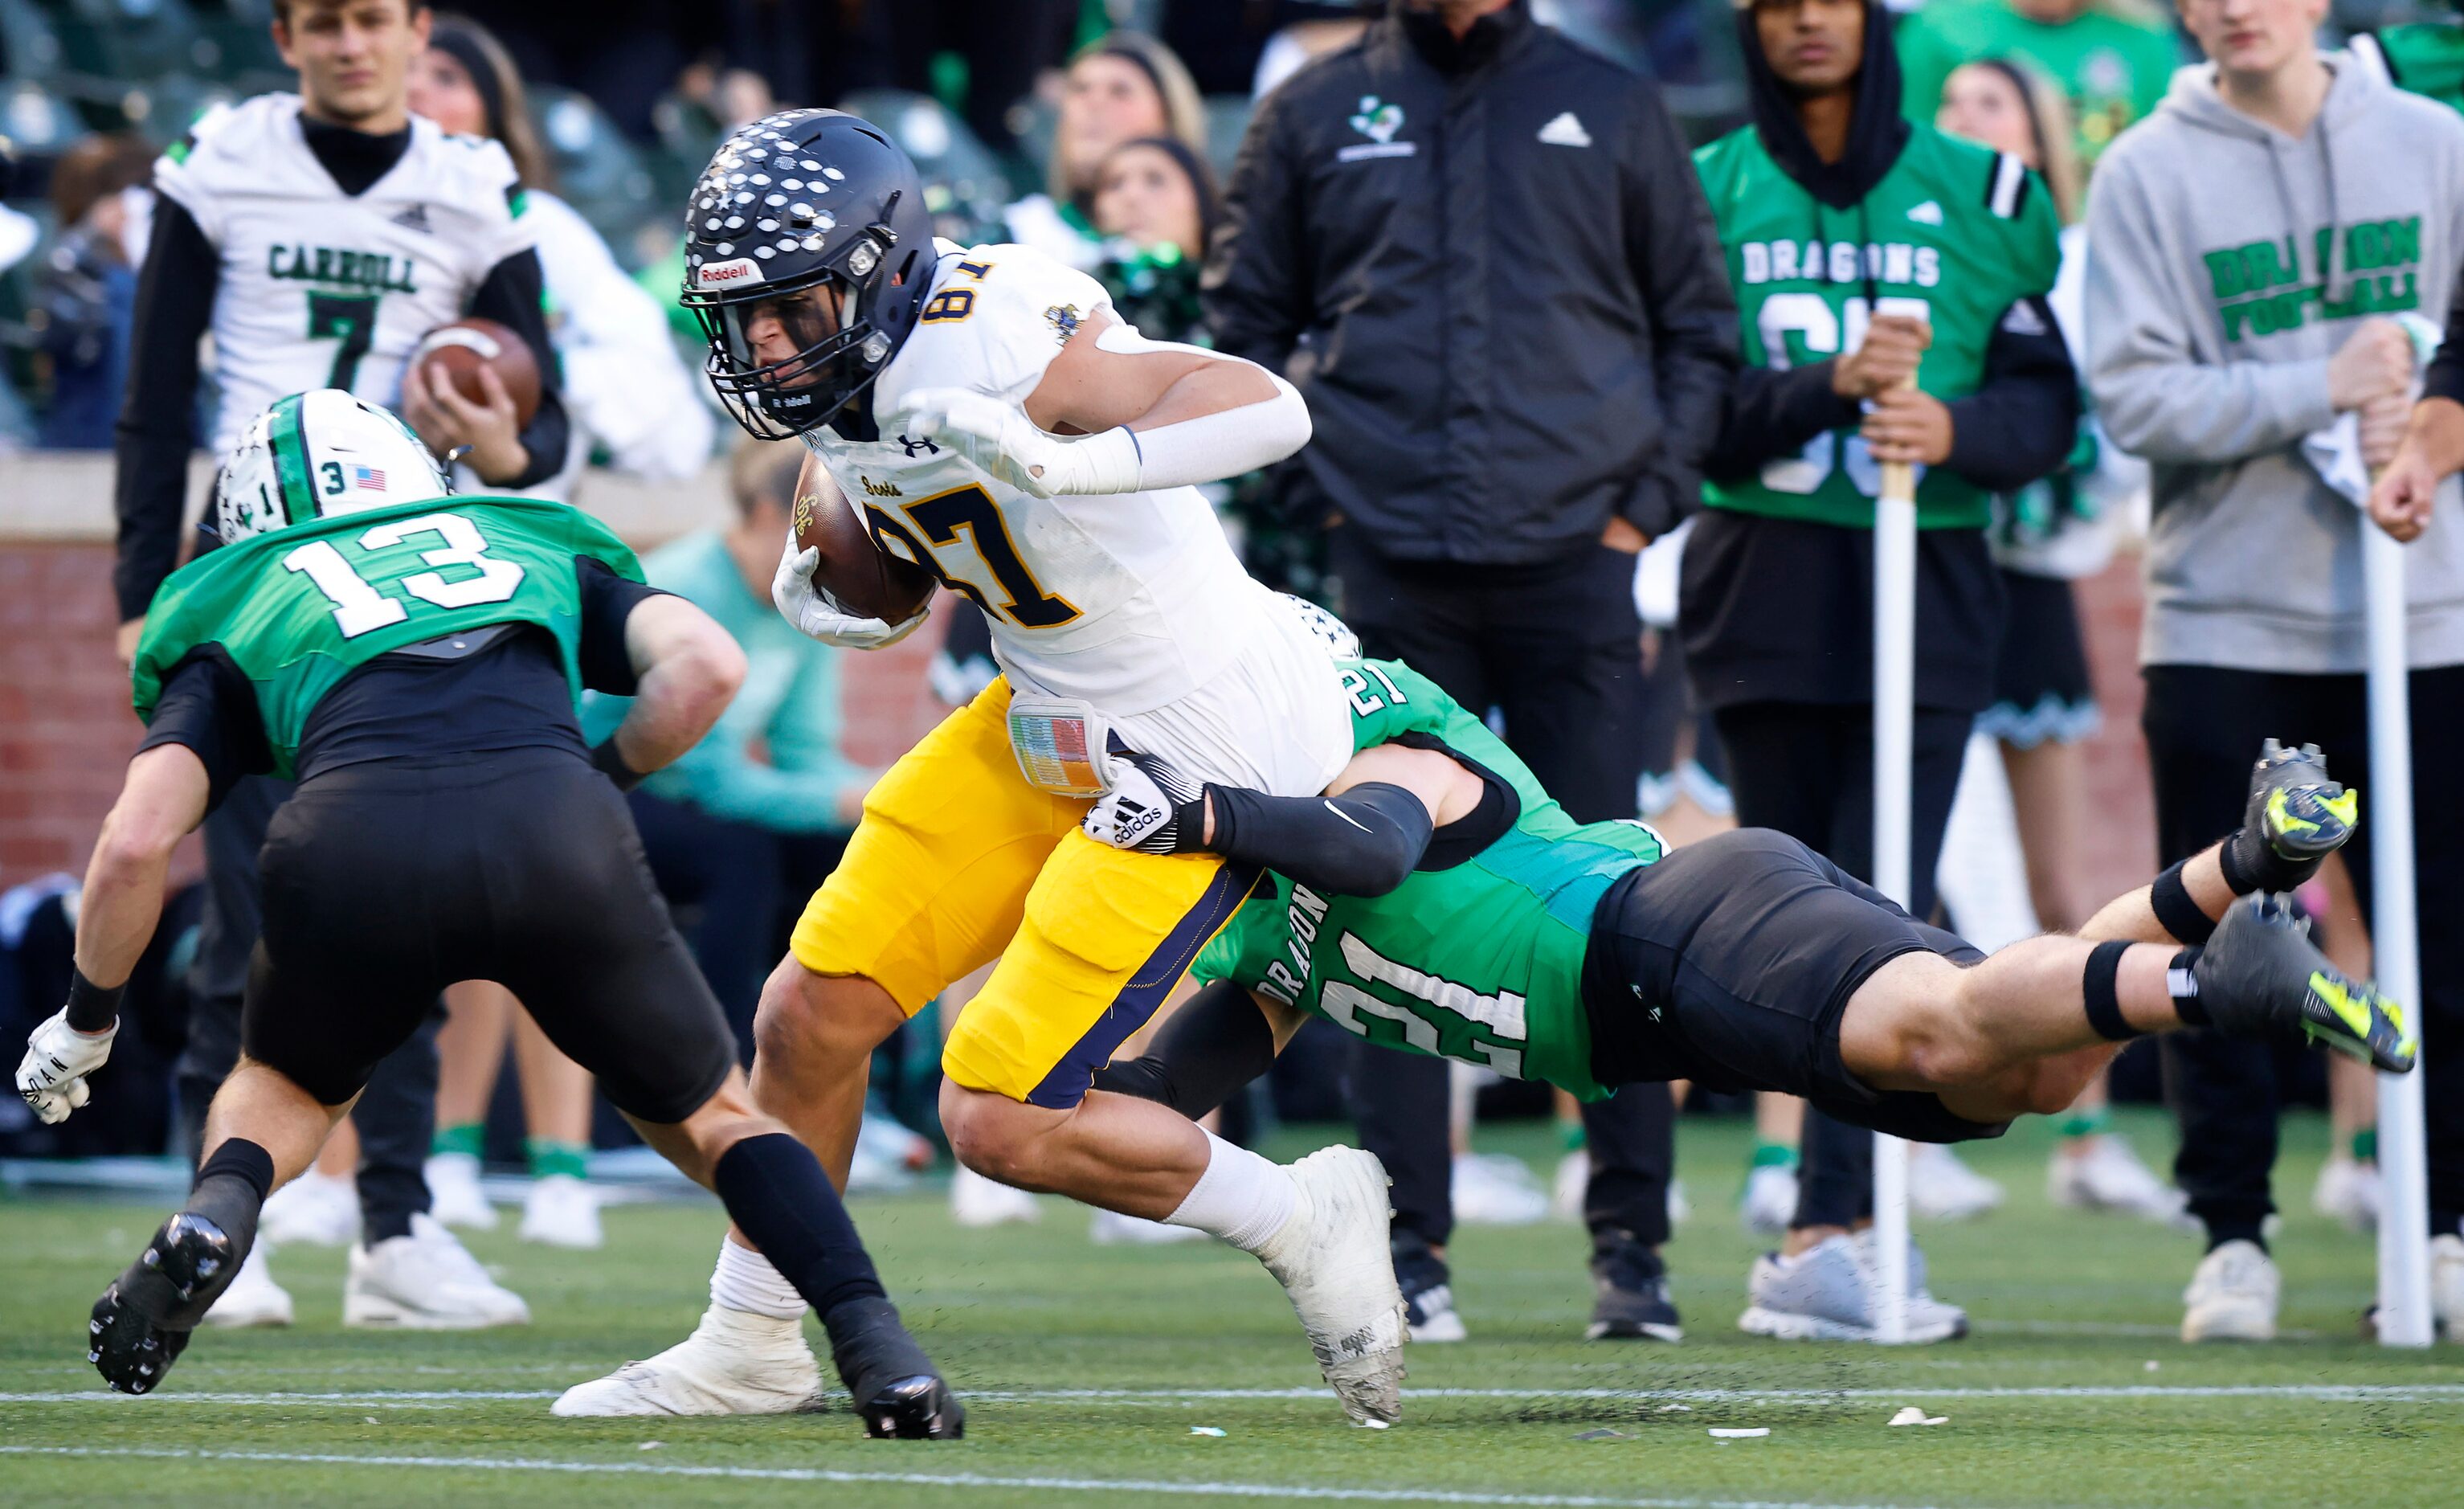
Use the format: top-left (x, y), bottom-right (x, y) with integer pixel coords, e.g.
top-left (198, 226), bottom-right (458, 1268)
top-left (408, 317), bottom-right (542, 426)
top-left (792, 453), bottom-right (937, 623)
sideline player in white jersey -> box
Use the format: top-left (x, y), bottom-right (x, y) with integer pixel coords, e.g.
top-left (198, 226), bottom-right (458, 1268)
top-left (556, 109), bottom-right (1408, 1426)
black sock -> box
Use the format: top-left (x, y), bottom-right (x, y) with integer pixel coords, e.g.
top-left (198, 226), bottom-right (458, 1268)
top-left (2206, 1223), bottom-right (2266, 1256)
top-left (711, 1133), bottom-right (886, 1319)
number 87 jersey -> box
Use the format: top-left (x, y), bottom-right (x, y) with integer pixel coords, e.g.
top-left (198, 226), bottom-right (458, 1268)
top-left (803, 241), bottom-right (1269, 716)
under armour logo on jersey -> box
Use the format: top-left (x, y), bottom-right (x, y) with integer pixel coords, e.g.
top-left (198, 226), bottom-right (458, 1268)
top-left (390, 203), bottom-right (433, 235)
top-left (897, 433), bottom-right (940, 456)
top-left (1537, 112), bottom-right (1592, 148)
top-left (1906, 200), bottom-right (1944, 226)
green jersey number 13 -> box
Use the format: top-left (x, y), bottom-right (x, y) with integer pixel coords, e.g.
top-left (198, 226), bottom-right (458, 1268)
top-left (1759, 292), bottom-right (1931, 498)
top-left (283, 511), bottom-right (527, 638)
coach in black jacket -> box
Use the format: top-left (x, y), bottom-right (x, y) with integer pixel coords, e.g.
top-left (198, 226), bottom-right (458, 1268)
top-left (1205, 0), bottom-right (1738, 1346)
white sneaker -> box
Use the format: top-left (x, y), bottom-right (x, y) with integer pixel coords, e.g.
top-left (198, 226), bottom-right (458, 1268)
top-left (1739, 1233), bottom-right (1963, 1344)
top-left (552, 1303), bottom-right (826, 1417)
top-left (520, 1174), bottom-right (603, 1250)
top-left (345, 1213), bottom-right (530, 1329)
top-left (260, 1169), bottom-right (359, 1247)
top-left (1253, 1146), bottom-right (1409, 1426)
top-left (1739, 1163), bottom-right (1799, 1237)
top-left (1910, 1143), bottom-right (2004, 1221)
top-left (2312, 1156), bottom-right (2381, 1233)
top-left (2049, 1136), bottom-right (2185, 1221)
top-left (1551, 1149), bottom-right (1588, 1223)
top-left (2430, 1234), bottom-right (2464, 1343)
top-left (950, 1163), bottom-right (1041, 1228)
top-left (202, 1244), bottom-right (293, 1328)
top-left (424, 1151), bottom-right (498, 1231)
top-left (1451, 1151), bottom-right (1547, 1226)
top-left (1666, 1178), bottom-right (1692, 1227)
top-left (2182, 1239), bottom-right (2279, 1342)
top-left (846, 1113), bottom-right (929, 1194)
top-left (1089, 1207), bottom-right (1206, 1244)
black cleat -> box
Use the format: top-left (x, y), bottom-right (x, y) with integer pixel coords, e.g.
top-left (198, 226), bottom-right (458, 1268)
top-left (2240, 739), bottom-right (2359, 886)
top-left (824, 1295), bottom-right (964, 1439)
top-left (2196, 897), bottom-right (2415, 1073)
top-left (88, 1213), bottom-right (235, 1394)
top-left (1585, 1232), bottom-right (1682, 1343)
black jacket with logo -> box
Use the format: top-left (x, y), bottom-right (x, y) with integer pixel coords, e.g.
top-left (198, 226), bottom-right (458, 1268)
top-left (1204, 0), bottom-right (1739, 565)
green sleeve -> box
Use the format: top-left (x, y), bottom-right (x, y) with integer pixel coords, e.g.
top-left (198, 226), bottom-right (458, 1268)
top-left (758, 648), bottom-right (876, 826)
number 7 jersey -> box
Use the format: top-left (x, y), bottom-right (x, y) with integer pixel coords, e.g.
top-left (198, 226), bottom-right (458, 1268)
top-left (803, 241), bottom-right (1269, 718)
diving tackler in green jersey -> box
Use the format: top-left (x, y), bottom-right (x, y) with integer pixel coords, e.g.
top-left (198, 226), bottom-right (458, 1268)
top-left (1693, 123), bottom-right (2062, 531)
top-left (1191, 660), bottom-right (1665, 1101)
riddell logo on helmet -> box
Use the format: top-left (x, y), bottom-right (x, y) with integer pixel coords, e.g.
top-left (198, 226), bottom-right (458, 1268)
top-left (697, 258), bottom-right (764, 287)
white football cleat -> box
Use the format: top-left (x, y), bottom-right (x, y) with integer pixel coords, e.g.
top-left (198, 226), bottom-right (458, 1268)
top-left (345, 1213), bottom-right (529, 1329)
top-left (201, 1244), bottom-right (293, 1328)
top-left (2432, 1234), bottom-right (2464, 1342)
top-left (950, 1163), bottom-right (1041, 1228)
top-left (520, 1174), bottom-right (604, 1249)
top-left (2048, 1136), bottom-right (2184, 1221)
top-left (1253, 1146), bottom-right (1409, 1426)
top-left (2181, 1239), bottom-right (2278, 1343)
top-left (2312, 1155), bottom-right (2381, 1233)
top-left (1909, 1143), bottom-right (2004, 1221)
top-left (1450, 1151), bottom-right (1547, 1226)
top-left (424, 1151), bottom-right (498, 1231)
top-left (553, 1304), bottom-right (827, 1417)
top-left (1739, 1163), bottom-right (1799, 1237)
top-left (1089, 1208), bottom-right (1206, 1245)
top-left (260, 1168), bottom-right (359, 1248)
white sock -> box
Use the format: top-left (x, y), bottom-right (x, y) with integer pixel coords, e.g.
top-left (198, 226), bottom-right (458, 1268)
top-left (709, 1235), bottom-right (807, 1321)
top-left (1164, 1130), bottom-right (1298, 1253)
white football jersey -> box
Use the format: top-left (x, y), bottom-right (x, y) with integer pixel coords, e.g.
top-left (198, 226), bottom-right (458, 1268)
top-left (153, 93), bottom-right (534, 456)
top-left (804, 241), bottom-right (1346, 792)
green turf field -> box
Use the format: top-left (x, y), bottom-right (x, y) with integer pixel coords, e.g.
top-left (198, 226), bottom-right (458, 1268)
top-left (3, 1108), bottom-right (2455, 1507)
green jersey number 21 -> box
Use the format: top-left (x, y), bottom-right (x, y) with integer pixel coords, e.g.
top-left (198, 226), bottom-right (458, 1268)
top-left (284, 512), bottom-right (526, 637)
top-left (1758, 292), bottom-right (1931, 498)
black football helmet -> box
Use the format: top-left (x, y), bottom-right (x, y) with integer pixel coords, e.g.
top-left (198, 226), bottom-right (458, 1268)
top-left (680, 109), bottom-right (938, 442)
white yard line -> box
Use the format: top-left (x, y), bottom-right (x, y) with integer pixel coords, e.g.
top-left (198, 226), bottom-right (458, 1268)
top-left (0, 1444), bottom-right (1932, 1509)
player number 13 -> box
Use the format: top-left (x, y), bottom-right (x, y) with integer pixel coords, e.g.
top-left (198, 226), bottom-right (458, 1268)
top-left (283, 512), bottom-right (527, 637)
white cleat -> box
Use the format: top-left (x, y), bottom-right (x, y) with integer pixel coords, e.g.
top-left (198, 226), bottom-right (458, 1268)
top-left (1253, 1147), bottom-right (1409, 1427)
top-left (1450, 1151), bottom-right (1547, 1226)
top-left (1089, 1208), bottom-right (1206, 1245)
top-left (1909, 1142), bottom-right (2004, 1221)
top-left (202, 1244), bottom-right (293, 1328)
top-left (950, 1163), bottom-right (1042, 1228)
top-left (520, 1174), bottom-right (604, 1250)
top-left (552, 1304), bottom-right (827, 1417)
top-left (424, 1151), bottom-right (499, 1231)
top-left (2433, 1234), bottom-right (2464, 1342)
top-left (260, 1168), bottom-right (360, 1248)
top-left (1739, 1163), bottom-right (1799, 1237)
top-left (2312, 1155), bottom-right (2382, 1233)
top-left (2181, 1239), bottom-right (2279, 1343)
top-left (2049, 1136), bottom-right (2185, 1222)
top-left (345, 1213), bottom-right (530, 1329)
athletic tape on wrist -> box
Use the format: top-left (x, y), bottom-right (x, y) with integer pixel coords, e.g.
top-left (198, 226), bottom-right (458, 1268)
top-left (2082, 939), bottom-right (2140, 1041)
top-left (2149, 860), bottom-right (2217, 943)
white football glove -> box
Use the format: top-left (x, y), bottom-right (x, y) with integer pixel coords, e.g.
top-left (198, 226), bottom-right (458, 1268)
top-left (771, 530), bottom-right (929, 650)
top-left (892, 387), bottom-right (1139, 499)
top-left (17, 1008), bottom-right (116, 1125)
top-left (1084, 750), bottom-right (1207, 855)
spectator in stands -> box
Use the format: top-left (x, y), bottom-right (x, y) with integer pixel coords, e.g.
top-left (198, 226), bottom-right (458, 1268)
top-left (883, 0), bottom-right (1074, 161)
top-left (475, 0), bottom-right (697, 142)
top-left (409, 14), bottom-right (715, 494)
top-left (1090, 137), bottom-right (1220, 350)
top-left (1005, 32), bottom-right (1206, 272)
top-left (580, 442), bottom-right (875, 1053)
top-left (1895, 0), bottom-right (2182, 168)
top-left (2090, 0), bottom-right (2464, 1342)
top-left (1934, 59), bottom-right (2176, 1222)
top-left (33, 134), bottom-right (153, 450)
top-left (1208, 0), bottom-right (1738, 1346)
top-left (1684, 0), bottom-right (2077, 1337)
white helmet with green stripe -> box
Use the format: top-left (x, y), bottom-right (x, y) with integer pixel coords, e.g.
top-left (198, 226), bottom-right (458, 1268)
top-left (215, 389), bottom-right (453, 544)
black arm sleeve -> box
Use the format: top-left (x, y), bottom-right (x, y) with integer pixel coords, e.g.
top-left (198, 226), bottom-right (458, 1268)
top-left (1089, 978), bottom-right (1279, 1119)
top-left (135, 650), bottom-right (272, 812)
top-left (1619, 90), bottom-right (1740, 535)
top-left (1941, 295), bottom-right (2081, 492)
top-left (574, 558), bottom-right (671, 695)
top-left (113, 197), bottom-right (219, 622)
top-left (465, 247), bottom-right (572, 489)
top-left (1203, 781), bottom-right (1435, 898)
top-left (1702, 362), bottom-right (1865, 483)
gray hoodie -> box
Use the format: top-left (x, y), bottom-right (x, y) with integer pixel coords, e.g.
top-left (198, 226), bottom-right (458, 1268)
top-left (2086, 55), bottom-right (2464, 673)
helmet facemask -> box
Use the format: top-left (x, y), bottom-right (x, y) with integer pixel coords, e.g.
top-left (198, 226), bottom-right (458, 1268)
top-left (688, 262), bottom-right (895, 440)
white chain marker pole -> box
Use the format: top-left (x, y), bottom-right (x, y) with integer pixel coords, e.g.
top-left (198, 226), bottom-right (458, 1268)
top-left (2365, 512), bottom-right (2432, 1347)
top-left (1871, 381), bottom-right (1919, 1347)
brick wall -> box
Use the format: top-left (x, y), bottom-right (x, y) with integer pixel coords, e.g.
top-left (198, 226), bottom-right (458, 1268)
top-left (2074, 553), bottom-right (2160, 906)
